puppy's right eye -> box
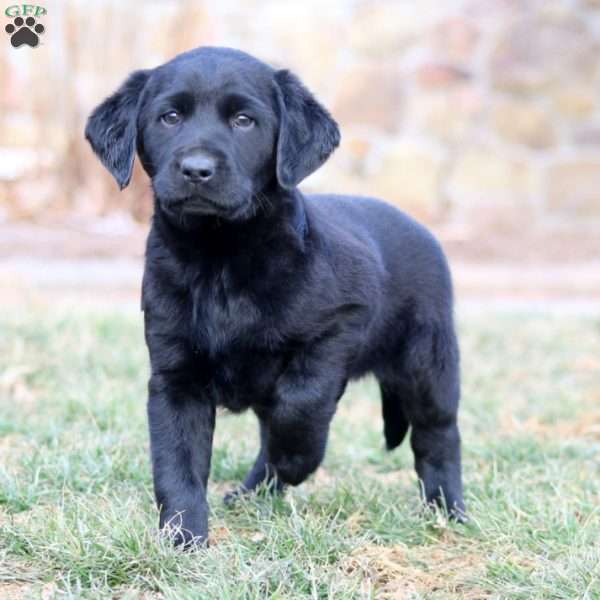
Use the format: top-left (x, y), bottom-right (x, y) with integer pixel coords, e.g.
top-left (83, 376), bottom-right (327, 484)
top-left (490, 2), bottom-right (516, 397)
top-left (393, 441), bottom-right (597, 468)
top-left (161, 110), bottom-right (182, 126)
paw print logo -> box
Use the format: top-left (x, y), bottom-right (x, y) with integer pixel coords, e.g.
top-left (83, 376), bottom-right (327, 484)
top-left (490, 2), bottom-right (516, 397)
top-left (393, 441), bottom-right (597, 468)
top-left (5, 16), bottom-right (45, 48)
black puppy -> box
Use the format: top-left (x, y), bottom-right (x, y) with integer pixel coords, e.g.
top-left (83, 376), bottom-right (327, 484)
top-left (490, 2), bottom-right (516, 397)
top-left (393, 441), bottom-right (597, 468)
top-left (85, 47), bottom-right (465, 546)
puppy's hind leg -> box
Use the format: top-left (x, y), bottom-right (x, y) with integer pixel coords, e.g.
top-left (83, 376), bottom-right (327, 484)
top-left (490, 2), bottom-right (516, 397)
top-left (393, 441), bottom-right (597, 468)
top-left (405, 325), bottom-right (466, 520)
top-left (224, 416), bottom-right (283, 505)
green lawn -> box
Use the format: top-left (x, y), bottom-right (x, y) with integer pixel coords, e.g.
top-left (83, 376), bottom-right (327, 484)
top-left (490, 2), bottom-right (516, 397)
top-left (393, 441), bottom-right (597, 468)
top-left (1, 307), bottom-right (599, 599)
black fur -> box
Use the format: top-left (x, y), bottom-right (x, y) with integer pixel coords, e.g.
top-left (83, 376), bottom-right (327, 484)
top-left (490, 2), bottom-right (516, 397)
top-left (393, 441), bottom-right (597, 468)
top-left (85, 47), bottom-right (465, 547)
top-left (86, 70), bottom-right (151, 189)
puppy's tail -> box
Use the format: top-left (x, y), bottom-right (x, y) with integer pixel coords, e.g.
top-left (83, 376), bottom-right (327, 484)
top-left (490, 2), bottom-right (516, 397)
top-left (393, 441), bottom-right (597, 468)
top-left (380, 382), bottom-right (410, 450)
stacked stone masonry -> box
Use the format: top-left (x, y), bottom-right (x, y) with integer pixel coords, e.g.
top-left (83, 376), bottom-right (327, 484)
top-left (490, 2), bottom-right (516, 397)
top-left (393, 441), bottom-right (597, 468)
top-left (1, 0), bottom-right (599, 227)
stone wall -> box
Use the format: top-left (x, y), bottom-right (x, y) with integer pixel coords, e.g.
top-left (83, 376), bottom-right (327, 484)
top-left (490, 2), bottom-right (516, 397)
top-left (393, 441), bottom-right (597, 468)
top-left (1, 0), bottom-right (599, 230)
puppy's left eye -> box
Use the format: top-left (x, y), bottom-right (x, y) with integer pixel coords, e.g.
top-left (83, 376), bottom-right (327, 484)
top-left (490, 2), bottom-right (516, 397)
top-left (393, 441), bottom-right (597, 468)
top-left (232, 114), bottom-right (255, 129)
top-left (161, 110), bottom-right (182, 126)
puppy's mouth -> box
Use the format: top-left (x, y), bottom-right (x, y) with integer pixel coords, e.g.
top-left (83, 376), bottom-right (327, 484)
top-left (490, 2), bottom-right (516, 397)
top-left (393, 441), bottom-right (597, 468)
top-left (184, 196), bottom-right (239, 214)
top-left (167, 195), bottom-right (250, 219)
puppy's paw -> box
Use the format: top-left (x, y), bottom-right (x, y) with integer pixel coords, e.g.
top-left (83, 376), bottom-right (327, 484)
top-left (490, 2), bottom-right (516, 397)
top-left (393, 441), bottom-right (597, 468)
top-left (448, 504), bottom-right (468, 524)
top-left (162, 524), bottom-right (209, 550)
top-left (160, 511), bottom-right (209, 550)
top-left (224, 479), bottom-right (285, 506)
top-left (423, 497), bottom-right (468, 525)
top-left (223, 487), bottom-right (245, 506)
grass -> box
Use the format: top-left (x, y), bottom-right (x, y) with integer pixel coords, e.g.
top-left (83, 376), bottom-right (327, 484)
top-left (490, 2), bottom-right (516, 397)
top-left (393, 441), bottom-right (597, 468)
top-left (0, 305), bottom-right (599, 598)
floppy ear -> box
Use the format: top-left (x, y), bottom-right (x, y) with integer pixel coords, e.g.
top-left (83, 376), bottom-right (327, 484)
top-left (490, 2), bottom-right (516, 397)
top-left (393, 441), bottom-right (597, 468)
top-left (85, 69), bottom-right (150, 189)
top-left (274, 70), bottom-right (340, 189)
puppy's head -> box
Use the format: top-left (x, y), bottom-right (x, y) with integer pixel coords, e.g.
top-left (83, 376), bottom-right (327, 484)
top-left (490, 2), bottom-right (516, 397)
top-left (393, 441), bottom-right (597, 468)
top-left (85, 47), bottom-right (340, 224)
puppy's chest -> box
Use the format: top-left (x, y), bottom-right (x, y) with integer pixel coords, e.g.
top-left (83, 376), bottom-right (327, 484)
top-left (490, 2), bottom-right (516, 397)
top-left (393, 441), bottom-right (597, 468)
top-left (185, 270), bottom-right (286, 410)
top-left (187, 267), bottom-right (278, 357)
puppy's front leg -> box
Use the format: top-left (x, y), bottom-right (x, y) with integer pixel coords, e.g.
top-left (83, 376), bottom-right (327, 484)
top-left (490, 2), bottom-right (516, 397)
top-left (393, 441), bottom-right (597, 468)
top-left (147, 374), bottom-right (215, 547)
top-left (224, 416), bottom-right (284, 504)
top-left (266, 356), bottom-right (347, 487)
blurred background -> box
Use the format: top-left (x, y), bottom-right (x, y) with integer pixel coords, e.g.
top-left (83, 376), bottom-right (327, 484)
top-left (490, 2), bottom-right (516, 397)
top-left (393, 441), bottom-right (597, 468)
top-left (1, 0), bottom-right (599, 305)
top-left (3, 5), bottom-right (600, 596)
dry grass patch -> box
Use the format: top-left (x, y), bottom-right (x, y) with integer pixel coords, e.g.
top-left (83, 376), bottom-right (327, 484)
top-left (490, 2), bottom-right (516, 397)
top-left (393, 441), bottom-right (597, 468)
top-left (343, 542), bottom-right (489, 598)
top-left (499, 410), bottom-right (600, 440)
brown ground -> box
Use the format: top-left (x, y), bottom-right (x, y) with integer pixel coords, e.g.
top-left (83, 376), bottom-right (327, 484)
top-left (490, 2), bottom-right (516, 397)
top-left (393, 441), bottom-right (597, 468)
top-left (1, 219), bottom-right (599, 304)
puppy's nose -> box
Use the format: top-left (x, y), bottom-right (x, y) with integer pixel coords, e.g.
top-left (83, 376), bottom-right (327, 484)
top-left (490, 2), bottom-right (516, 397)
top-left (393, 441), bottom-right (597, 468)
top-left (180, 154), bottom-right (216, 182)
